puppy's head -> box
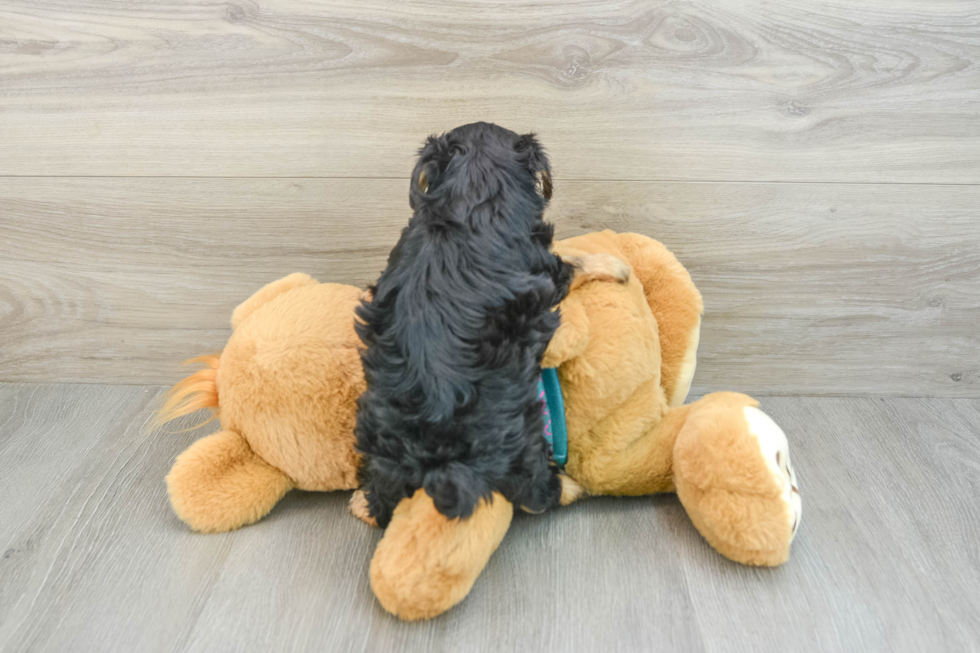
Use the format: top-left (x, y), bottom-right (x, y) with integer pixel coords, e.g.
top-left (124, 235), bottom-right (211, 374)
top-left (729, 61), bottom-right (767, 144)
top-left (409, 122), bottom-right (552, 225)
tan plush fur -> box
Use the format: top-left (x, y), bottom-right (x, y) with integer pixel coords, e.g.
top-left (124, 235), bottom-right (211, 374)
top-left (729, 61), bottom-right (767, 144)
top-left (159, 230), bottom-right (800, 618)
top-left (673, 392), bottom-right (795, 566)
top-left (370, 490), bottom-right (513, 621)
top-left (217, 281), bottom-right (364, 491)
top-left (162, 278), bottom-right (366, 532)
top-left (230, 272), bottom-right (318, 329)
top-left (166, 429), bottom-right (293, 533)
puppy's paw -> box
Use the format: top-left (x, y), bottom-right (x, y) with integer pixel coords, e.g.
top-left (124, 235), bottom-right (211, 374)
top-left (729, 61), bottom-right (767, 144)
top-left (559, 474), bottom-right (587, 506)
top-left (519, 504), bottom-right (546, 515)
top-left (349, 489), bottom-right (379, 528)
top-left (566, 253), bottom-right (630, 290)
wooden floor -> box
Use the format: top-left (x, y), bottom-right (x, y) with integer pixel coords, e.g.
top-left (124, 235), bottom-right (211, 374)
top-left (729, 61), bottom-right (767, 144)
top-left (1, 382), bottom-right (978, 652)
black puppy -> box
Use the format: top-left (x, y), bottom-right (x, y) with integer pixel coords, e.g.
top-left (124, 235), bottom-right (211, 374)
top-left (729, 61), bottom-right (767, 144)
top-left (354, 122), bottom-right (625, 528)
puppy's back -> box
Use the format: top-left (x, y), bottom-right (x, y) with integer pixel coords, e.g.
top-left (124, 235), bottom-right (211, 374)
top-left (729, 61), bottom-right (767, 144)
top-left (356, 123), bottom-right (565, 524)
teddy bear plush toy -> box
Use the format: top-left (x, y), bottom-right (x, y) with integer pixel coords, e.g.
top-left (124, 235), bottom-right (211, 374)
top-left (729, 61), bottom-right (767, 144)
top-left (158, 230), bottom-right (802, 621)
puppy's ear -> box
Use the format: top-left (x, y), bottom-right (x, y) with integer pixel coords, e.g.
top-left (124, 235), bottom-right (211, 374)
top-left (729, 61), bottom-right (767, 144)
top-left (410, 135), bottom-right (443, 209)
top-left (515, 133), bottom-right (552, 200)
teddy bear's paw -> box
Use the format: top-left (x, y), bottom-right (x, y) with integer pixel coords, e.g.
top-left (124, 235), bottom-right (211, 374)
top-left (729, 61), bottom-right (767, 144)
top-left (349, 489), bottom-right (379, 528)
top-left (594, 254), bottom-right (631, 285)
top-left (566, 253), bottom-right (631, 289)
top-left (743, 406), bottom-right (802, 541)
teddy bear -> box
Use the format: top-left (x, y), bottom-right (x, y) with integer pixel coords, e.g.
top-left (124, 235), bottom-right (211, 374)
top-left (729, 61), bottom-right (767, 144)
top-left (158, 230), bottom-right (802, 621)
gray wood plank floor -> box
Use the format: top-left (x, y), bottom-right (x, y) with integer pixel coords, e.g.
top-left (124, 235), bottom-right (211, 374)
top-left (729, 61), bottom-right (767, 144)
top-left (2, 383), bottom-right (978, 652)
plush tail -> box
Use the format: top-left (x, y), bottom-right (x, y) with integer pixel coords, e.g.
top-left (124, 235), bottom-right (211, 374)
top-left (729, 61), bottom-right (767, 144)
top-left (152, 354), bottom-right (221, 431)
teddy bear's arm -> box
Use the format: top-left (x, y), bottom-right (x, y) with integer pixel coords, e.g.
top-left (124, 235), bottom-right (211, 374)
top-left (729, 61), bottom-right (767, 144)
top-left (611, 233), bottom-right (703, 407)
top-left (542, 295), bottom-right (591, 369)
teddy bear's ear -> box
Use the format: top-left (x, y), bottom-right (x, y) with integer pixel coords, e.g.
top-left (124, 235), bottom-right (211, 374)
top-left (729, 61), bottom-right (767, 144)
top-left (231, 273), bottom-right (317, 329)
top-left (166, 429), bottom-right (293, 533)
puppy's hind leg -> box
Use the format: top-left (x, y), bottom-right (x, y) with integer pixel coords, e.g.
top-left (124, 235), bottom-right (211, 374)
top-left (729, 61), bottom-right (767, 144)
top-left (509, 444), bottom-right (564, 515)
top-left (517, 468), bottom-right (564, 515)
top-left (523, 474), bottom-right (586, 512)
top-left (360, 477), bottom-right (401, 530)
top-left (349, 489), bottom-right (379, 527)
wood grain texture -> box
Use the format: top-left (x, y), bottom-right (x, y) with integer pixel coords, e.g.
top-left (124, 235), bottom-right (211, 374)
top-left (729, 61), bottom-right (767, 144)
top-left (2, 384), bottom-right (979, 652)
top-left (1, 0), bottom-right (978, 182)
top-left (2, 177), bottom-right (978, 396)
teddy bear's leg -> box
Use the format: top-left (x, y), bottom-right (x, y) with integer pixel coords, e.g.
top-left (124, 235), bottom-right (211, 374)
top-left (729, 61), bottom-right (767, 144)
top-left (166, 429), bottom-right (294, 533)
top-left (568, 387), bottom-right (800, 565)
top-left (230, 272), bottom-right (318, 329)
top-left (369, 489), bottom-right (513, 621)
top-left (542, 295), bottom-right (590, 369)
top-left (567, 374), bottom-right (694, 498)
top-left (672, 392), bottom-right (802, 566)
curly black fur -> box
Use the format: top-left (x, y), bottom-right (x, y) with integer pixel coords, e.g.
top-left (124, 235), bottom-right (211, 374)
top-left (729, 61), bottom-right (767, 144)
top-left (354, 122), bottom-right (574, 528)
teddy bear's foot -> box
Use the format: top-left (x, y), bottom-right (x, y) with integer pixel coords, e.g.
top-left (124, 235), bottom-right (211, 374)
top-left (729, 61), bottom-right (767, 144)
top-left (166, 429), bottom-right (294, 533)
top-left (370, 489), bottom-right (513, 621)
top-left (673, 393), bottom-right (801, 567)
top-left (743, 406), bottom-right (802, 540)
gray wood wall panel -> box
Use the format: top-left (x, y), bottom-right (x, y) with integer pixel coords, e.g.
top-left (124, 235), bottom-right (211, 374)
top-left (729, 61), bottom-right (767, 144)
top-left (1, 1), bottom-right (978, 394)
top-left (2, 178), bottom-right (977, 396)
top-left (0, 0), bottom-right (978, 182)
